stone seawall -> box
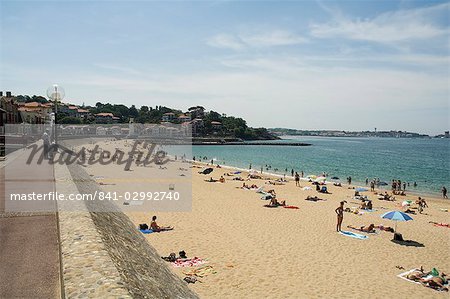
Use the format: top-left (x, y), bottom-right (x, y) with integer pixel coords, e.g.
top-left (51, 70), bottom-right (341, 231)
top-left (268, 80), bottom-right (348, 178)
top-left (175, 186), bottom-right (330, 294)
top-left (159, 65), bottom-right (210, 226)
top-left (56, 161), bottom-right (198, 299)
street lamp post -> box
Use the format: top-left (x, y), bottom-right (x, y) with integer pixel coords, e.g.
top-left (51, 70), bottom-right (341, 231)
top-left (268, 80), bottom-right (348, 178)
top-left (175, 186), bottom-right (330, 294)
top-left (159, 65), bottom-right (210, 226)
top-left (46, 84), bottom-right (65, 147)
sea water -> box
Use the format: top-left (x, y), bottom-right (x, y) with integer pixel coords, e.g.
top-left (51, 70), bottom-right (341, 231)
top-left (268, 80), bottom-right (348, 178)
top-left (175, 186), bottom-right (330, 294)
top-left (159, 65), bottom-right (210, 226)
top-left (191, 136), bottom-right (450, 197)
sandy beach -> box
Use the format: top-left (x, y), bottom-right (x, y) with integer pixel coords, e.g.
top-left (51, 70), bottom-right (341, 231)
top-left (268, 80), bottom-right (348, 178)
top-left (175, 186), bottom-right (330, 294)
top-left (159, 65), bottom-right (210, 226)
top-left (78, 139), bottom-right (450, 298)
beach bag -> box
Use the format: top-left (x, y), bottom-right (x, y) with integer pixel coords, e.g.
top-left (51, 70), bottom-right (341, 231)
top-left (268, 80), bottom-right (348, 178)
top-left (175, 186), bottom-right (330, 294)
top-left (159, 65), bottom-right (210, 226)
top-left (139, 223), bottom-right (149, 230)
top-left (393, 232), bottom-right (404, 241)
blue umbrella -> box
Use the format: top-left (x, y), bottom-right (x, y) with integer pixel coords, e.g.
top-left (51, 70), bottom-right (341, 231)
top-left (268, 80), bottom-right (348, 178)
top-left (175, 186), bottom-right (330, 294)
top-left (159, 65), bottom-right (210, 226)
top-left (355, 187), bottom-right (368, 192)
top-left (380, 210), bottom-right (413, 233)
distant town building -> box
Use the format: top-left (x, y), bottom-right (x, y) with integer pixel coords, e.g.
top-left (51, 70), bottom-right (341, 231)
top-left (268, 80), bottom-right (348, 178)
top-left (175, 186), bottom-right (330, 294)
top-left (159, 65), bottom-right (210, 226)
top-left (95, 112), bottom-right (119, 123)
top-left (76, 109), bottom-right (90, 119)
top-left (211, 121), bottom-right (222, 130)
top-left (445, 131), bottom-right (449, 138)
top-left (17, 102), bottom-right (52, 124)
top-left (177, 113), bottom-right (191, 123)
top-left (0, 92), bottom-right (22, 125)
top-left (162, 112), bottom-right (176, 122)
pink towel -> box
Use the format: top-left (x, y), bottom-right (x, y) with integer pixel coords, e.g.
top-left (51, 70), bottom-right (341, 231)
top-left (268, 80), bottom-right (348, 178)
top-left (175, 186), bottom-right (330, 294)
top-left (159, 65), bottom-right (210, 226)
top-left (171, 257), bottom-right (206, 267)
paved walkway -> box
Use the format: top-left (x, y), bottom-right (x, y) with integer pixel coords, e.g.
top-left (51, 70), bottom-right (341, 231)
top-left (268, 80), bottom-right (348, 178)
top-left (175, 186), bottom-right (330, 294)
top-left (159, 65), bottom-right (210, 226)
top-left (0, 147), bottom-right (61, 298)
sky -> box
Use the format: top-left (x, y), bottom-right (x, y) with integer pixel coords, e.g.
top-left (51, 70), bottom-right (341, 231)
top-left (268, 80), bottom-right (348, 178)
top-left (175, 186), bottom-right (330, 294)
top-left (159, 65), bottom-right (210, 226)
top-left (0, 0), bottom-right (449, 135)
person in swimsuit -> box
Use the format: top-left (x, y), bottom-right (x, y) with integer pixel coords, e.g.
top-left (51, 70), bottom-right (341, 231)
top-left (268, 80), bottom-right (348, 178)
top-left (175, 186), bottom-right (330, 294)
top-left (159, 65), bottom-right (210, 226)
top-left (347, 224), bottom-right (375, 233)
top-left (335, 201), bottom-right (345, 232)
top-left (150, 216), bottom-right (173, 232)
top-left (420, 273), bottom-right (448, 291)
top-left (295, 172), bottom-right (300, 187)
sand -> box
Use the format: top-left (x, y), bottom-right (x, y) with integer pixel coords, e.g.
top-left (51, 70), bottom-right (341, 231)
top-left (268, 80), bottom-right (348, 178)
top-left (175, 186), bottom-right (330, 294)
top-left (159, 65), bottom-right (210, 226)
top-left (78, 139), bottom-right (450, 298)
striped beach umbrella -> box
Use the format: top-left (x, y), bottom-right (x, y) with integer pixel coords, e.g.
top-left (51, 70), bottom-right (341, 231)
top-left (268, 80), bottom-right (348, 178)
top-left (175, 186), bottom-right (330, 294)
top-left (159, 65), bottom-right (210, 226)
top-left (380, 210), bottom-right (413, 233)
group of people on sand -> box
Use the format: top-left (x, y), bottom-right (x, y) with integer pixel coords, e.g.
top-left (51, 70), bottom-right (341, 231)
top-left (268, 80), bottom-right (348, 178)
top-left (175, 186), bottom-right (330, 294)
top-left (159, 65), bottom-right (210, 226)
top-left (378, 191), bottom-right (395, 201)
top-left (406, 267), bottom-right (448, 292)
top-left (359, 199), bottom-right (373, 210)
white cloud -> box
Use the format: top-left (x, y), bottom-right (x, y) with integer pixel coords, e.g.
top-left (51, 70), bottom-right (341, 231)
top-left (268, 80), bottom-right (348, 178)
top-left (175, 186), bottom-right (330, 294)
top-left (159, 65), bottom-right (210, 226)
top-left (207, 30), bottom-right (307, 50)
top-left (93, 63), bottom-right (143, 75)
top-left (240, 30), bottom-right (308, 47)
top-left (310, 3), bottom-right (449, 44)
top-left (206, 33), bottom-right (245, 50)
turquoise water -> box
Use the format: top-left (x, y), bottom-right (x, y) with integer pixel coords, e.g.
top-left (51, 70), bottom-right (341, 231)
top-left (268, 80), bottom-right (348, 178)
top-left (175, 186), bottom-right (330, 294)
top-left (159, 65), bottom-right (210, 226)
top-left (192, 136), bottom-right (450, 196)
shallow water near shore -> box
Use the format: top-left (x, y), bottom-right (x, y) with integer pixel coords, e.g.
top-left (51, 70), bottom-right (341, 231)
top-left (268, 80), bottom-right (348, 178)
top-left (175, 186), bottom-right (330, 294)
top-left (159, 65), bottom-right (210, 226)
top-left (191, 136), bottom-right (449, 197)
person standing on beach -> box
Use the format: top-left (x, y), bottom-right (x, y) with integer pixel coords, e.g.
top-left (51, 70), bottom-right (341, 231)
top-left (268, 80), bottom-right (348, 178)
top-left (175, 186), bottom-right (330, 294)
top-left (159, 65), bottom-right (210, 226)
top-left (291, 169), bottom-right (294, 177)
top-left (295, 172), bottom-right (300, 187)
top-left (42, 130), bottom-right (50, 159)
top-left (442, 186), bottom-right (448, 199)
top-left (335, 201), bottom-right (345, 232)
top-left (370, 180), bottom-right (375, 192)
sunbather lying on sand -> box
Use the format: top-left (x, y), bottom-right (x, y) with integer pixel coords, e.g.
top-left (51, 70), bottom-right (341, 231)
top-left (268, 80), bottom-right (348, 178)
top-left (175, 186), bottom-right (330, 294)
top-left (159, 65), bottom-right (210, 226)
top-left (375, 225), bottom-right (394, 232)
top-left (420, 273), bottom-right (448, 291)
top-left (378, 192), bottom-right (395, 201)
top-left (406, 267), bottom-right (427, 281)
top-left (267, 198), bottom-right (286, 207)
top-left (347, 224), bottom-right (376, 233)
top-left (150, 216), bottom-right (173, 232)
top-left (205, 177), bottom-right (218, 182)
top-left (360, 200), bottom-right (373, 210)
top-left (305, 195), bottom-right (326, 201)
top-left (266, 181), bottom-right (284, 185)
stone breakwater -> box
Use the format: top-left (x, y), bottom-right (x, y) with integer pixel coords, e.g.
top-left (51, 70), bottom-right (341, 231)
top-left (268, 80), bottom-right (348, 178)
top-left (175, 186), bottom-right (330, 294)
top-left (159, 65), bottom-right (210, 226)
top-left (56, 161), bottom-right (198, 299)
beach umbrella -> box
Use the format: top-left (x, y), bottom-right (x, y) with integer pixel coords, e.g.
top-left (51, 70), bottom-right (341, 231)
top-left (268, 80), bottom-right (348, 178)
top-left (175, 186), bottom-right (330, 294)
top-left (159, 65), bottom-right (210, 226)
top-left (202, 168), bottom-right (214, 175)
top-left (315, 176), bottom-right (327, 181)
top-left (380, 210), bottom-right (413, 233)
top-left (355, 187), bottom-right (368, 192)
top-left (307, 175), bottom-right (317, 180)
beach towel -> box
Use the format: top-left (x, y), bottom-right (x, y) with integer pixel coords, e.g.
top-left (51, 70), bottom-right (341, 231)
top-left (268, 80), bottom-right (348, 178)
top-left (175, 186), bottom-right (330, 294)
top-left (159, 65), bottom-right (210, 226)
top-left (432, 223), bottom-right (450, 228)
top-left (172, 257), bottom-right (207, 268)
top-left (339, 231), bottom-right (368, 240)
top-left (284, 205), bottom-right (299, 209)
top-left (302, 186), bottom-right (312, 191)
top-left (139, 229), bottom-right (154, 234)
top-left (256, 186), bottom-right (265, 193)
